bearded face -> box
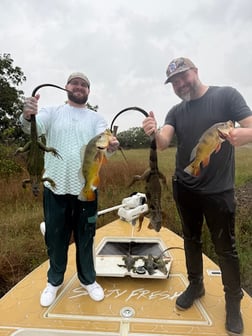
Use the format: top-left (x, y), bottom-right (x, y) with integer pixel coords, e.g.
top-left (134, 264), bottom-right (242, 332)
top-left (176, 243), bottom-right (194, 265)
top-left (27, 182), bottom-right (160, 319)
top-left (67, 90), bottom-right (88, 105)
top-left (66, 78), bottom-right (90, 105)
top-left (170, 69), bottom-right (201, 102)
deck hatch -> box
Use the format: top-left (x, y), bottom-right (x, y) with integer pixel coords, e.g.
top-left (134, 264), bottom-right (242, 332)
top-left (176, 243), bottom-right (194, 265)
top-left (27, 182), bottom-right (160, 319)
top-left (95, 237), bottom-right (172, 279)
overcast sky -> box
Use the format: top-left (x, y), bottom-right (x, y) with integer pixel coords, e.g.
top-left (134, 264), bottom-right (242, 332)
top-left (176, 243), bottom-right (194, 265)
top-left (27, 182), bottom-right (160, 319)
top-left (1, 0), bottom-right (252, 131)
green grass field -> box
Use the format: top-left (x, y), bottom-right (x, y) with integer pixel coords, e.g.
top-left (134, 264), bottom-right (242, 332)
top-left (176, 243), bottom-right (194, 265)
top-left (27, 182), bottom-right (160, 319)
top-left (0, 146), bottom-right (251, 297)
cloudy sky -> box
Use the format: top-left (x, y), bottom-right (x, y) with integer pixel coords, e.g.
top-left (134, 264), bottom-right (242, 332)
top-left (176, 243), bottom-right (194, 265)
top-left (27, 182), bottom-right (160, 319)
top-left (1, 0), bottom-right (252, 131)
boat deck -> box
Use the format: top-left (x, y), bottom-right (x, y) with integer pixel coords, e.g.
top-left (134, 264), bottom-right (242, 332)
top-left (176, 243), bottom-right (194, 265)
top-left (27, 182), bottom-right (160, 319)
top-left (0, 217), bottom-right (251, 335)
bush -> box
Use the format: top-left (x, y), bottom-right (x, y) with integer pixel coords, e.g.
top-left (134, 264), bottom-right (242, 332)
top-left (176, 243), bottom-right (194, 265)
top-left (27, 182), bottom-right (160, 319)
top-left (0, 144), bottom-right (23, 178)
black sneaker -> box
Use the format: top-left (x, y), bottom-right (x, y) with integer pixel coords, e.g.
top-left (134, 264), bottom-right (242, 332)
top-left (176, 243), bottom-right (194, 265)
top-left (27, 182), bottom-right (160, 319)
top-left (176, 282), bottom-right (205, 310)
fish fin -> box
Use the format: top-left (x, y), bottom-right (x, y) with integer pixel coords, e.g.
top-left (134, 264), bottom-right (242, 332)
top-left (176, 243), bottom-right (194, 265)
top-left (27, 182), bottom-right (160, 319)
top-left (101, 154), bottom-right (108, 164)
top-left (189, 145), bottom-right (198, 161)
top-left (193, 167), bottom-right (201, 176)
top-left (78, 188), bottom-right (96, 201)
top-left (78, 174), bottom-right (99, 202)
top-left (91, 175), bottom-right (100, 188)
top-left (80, 145), bottom-right (87, 162)
top-left (184, 163), bottom-right (200, 176)
top-left (78, 168), bottom-right (85, 184)
top-left (94, 151), bottom-right (107, 164)
top-left (215, 142), bottom-right (222, 153)
top-left (78, 192), bottom-right (86, 201)
top-left (85, 189), bottom-right (96, 201)
top-left (202, 156), bottom-right (210, 168)
top-left (94, 151), bottom-right (101, 161)
top-left (184, 164), bottom-right (194, 175)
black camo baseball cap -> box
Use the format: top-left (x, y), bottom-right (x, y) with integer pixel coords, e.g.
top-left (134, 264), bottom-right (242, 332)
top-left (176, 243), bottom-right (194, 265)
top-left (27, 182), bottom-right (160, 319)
top-left (164, 57), bottom-right (196, 84)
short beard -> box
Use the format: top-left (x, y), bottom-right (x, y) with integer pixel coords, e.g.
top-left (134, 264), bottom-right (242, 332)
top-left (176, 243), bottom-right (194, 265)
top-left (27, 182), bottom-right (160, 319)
top-left (180, 92), bottom-right (191, 102)
top-left (67, 92), bottom-right (88, 105)
top-left (178, 80), bottom-right (200, 102)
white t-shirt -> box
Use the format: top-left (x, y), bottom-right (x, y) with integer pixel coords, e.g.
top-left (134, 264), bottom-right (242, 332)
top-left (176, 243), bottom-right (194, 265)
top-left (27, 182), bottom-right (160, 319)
top-left (21, 104), bottom-right (108, 195)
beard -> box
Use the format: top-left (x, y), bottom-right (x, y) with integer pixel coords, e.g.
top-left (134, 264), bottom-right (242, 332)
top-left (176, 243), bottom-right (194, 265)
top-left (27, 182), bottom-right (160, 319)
top-left (179, 91), bottom-right (191, 102)
top-left (176, 79), bottom-right (201, 102)
top-left (67, 91), bottom-right (88, 105)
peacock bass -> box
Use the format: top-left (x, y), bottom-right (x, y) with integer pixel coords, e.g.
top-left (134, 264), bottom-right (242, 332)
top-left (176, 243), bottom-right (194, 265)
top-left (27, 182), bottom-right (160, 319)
top-left (78, 129), bottom-right (112, 201)
top-left (184, 120), bottom-right (234, 176)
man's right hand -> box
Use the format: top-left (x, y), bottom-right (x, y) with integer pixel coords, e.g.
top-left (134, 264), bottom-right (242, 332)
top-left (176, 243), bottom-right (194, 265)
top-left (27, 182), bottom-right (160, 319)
top-left (142, 111), bottom-right (157, 136)
top-left (23, 94), bottom-right (40, 121)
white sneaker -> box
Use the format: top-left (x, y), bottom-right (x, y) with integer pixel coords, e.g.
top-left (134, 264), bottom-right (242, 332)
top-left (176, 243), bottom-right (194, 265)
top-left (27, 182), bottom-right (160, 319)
top-left (40, 283), bottom-right (62, 307)
top-left (81, 281), bottom-right (104, 301)
top-left (40, 222), bottom-right (45, 236)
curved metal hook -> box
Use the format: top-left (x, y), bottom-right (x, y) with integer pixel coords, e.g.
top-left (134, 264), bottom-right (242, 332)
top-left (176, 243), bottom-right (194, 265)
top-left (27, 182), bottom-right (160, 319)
top-left (31, 83), bottom-right (70, 97)
top-left (110, 106), bottom-right (149, 133)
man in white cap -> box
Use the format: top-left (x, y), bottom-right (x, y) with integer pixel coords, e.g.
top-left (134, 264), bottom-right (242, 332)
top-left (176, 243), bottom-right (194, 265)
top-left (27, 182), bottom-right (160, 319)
top-left (142, 57), bottom-right (252, 336)
top-left (21, 72), bottom-right (119, 307)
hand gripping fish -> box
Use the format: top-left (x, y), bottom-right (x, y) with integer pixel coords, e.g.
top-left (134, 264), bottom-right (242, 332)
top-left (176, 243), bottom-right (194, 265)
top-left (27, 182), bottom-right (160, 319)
top-left (78, 129), bottom-right (112, 201)
top-left (16, 84), bottom-right (65, 196)
top-left (184, 120), bottom-right (234, 176)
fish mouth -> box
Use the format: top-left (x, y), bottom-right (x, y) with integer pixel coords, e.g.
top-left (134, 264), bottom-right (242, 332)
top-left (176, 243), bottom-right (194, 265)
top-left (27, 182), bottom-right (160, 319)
top-left (218, 129), bottom-right (230, 140)
top-left (97, 145), bottom-right (107, 150)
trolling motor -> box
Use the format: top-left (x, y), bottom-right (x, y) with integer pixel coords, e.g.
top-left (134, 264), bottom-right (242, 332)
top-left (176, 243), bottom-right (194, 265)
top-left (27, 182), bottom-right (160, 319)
top-left (118, 193), bottom-right (148, 224)
top-left (98, 192), bottom-right (148, 225)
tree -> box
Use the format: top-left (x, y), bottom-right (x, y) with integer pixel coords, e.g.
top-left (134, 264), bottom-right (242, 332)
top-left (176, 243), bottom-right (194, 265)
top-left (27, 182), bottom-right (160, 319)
top-left (87, 102), bottom-right (98, 112)
top-left (117, 127), bottom-right (150, 148)
top-left (117, 127), bottom-right (177, 149)
top-left (0, 53), bottom-right (26, 142)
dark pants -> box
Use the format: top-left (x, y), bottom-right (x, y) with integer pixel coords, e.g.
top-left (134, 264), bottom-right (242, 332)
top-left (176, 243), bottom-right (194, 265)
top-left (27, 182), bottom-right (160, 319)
top-left (172, 178), bottom-right (243, 299)
top-left (43, 187), bottom-right (97, 286)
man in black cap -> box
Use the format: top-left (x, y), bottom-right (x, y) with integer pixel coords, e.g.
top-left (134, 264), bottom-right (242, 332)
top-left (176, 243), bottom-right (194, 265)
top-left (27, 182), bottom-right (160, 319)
top-left (143, 57), bottom-right (252, 336)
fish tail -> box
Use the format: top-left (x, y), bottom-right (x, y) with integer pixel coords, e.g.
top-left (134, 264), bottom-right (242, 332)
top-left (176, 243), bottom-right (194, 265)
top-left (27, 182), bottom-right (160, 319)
top-left (77, 190), bottom-right (86, 201)
top-left (184, 163), bottom-right (200, 176)
top-left (78, 187), bottom-right (96, 202)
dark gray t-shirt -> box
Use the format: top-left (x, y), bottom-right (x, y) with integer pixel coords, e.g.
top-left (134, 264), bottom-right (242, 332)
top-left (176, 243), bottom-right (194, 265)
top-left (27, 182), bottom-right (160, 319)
top-left (165, 86), bottom-right (252, 194)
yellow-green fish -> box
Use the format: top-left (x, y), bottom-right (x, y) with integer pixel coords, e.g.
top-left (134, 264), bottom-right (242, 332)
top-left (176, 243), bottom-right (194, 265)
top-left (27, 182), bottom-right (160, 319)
top-left (184, 120), bottom-right (234, 176)
top-left (78, 129), bottom-right (112, 201)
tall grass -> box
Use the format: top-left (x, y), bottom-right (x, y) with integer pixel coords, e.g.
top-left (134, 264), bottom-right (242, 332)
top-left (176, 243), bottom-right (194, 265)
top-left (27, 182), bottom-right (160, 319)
top-left (0, 147), bottom-right (251, 297)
